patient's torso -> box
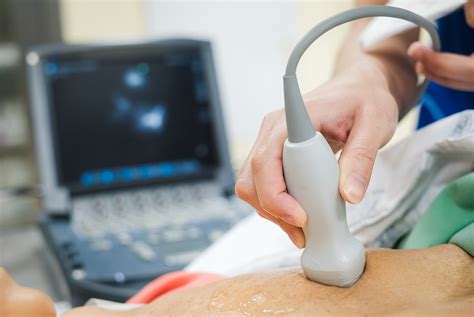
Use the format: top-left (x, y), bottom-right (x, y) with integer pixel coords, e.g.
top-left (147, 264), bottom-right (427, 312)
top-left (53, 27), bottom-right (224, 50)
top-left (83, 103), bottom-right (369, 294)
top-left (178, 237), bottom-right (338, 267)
top-left (149, 245), bottom-right (473, 316)
top-left (67, 245), bottom-right (473, 316)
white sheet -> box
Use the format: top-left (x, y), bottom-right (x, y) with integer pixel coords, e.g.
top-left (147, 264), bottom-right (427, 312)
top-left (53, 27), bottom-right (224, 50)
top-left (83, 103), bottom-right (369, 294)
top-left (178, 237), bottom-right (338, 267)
top-left (360, 0), bottom-right (466, 48)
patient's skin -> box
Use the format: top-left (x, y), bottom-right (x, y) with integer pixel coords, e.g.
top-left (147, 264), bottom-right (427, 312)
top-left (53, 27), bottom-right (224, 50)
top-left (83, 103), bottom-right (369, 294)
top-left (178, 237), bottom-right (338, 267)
top-left (0, 267), bottom-right (56, 317)
top-left (66, 244), bottom-right (473, 316)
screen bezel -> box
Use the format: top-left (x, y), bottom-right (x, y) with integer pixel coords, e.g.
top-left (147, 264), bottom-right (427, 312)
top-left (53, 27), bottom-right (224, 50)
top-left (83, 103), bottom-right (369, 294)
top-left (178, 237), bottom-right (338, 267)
top-left (28, 40), bottom-right (234, 201)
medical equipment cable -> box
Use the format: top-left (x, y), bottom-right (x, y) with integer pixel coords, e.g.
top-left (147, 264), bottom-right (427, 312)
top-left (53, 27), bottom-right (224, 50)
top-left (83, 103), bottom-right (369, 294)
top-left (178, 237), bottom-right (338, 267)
top-left (284, 5), bottom-right (441, 143)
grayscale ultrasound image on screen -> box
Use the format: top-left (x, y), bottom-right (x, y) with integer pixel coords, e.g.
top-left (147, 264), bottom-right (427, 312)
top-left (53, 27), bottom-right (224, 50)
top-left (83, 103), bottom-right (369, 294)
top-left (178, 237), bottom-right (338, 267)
top-left (45, 47), bottom-right (219, 189)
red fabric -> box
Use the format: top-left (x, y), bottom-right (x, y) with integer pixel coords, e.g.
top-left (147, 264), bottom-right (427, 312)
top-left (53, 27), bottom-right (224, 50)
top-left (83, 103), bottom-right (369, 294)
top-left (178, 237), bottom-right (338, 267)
top-left (127, 271), bottom-right (225, 304)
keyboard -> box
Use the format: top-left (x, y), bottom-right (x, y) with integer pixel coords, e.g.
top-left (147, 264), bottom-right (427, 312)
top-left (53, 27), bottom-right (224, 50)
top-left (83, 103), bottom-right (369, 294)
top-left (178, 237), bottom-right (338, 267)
top-left (59, 181), bottom-right (251, 283)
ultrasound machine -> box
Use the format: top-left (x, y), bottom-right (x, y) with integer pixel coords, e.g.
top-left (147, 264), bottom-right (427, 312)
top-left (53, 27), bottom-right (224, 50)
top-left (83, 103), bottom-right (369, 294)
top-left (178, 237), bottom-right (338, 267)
top-left (26, 39), bottom-right (251, 305)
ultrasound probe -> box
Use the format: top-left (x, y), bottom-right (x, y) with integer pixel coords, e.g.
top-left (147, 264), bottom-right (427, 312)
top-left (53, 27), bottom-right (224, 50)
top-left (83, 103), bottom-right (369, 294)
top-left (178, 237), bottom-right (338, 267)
top-left (282, 6), bottom-right (440, 287)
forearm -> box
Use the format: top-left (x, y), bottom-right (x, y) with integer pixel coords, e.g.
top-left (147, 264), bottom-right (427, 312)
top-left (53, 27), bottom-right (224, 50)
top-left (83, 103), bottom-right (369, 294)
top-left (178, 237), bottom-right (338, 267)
top-left (334, 1), bottom-right (419, 115)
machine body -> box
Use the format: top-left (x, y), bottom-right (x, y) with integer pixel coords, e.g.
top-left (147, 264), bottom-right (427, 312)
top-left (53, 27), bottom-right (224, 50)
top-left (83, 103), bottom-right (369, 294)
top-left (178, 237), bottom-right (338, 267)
top-left (282, 6), bottom-right (440, 287)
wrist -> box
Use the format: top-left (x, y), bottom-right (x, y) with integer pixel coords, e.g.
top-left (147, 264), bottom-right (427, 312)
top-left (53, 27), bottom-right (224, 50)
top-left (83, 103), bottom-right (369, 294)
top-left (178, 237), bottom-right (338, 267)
top-left (365, 55), bottom-right (417, 115)
top-left (333, 57), bottom-right (393, 97)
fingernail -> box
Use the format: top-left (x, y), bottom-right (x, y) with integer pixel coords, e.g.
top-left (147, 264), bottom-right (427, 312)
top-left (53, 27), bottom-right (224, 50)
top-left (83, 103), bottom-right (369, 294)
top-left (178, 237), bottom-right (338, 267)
top-left (343, 173), bottom-right (367, 203)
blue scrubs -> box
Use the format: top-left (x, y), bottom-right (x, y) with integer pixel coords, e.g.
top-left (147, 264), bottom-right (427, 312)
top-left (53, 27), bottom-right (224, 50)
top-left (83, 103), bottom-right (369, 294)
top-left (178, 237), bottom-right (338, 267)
top-left (418, 7), bottom-right (474, 129)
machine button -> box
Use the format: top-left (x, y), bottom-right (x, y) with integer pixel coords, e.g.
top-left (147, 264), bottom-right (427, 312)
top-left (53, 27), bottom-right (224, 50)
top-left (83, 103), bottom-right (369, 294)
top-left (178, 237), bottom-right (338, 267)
top-left (163, 229), bottom-right (185, 242)
top-left (187, 227), bottom-right (201, 239)
top-left (164, 250), bottom-right (201, 266)
top-left (208, 229), bottom-right (224, 242)
top-left (147, 232), bottom-right (160, 245)
top-left (72, 269), bottom-right (86, 280)
top-left (90, 239), bottom-right (113, 252)
top-left (130, 241), bottom-right (156, 261)
top-left (116, 232), bottom-right (133, 245)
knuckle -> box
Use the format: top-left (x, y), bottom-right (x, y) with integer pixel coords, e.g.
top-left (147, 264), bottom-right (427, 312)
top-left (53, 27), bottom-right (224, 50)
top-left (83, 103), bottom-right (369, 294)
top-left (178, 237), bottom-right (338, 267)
top-left (263, 109), bottom-right (284, 125)
top-left (262, 111), bottom-right (279, 126)
top-left (275, 112), bottom-right (286, 127)
top-left (250, 155), bottom-right (266, 174)
top-left (234, 178), bottom-right (252, 201)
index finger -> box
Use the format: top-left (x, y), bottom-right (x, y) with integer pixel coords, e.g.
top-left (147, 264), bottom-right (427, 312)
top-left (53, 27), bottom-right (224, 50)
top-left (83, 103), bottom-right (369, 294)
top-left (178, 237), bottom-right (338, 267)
top-left (408, 43), bottom-right (474, 82)
top-left (251, 121), bottom-right (307, 227)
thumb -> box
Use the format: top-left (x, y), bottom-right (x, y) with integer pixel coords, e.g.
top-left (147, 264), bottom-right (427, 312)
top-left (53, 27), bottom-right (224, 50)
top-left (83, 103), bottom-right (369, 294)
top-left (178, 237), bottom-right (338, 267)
top-left (338, 122), bottom-right (381, 204)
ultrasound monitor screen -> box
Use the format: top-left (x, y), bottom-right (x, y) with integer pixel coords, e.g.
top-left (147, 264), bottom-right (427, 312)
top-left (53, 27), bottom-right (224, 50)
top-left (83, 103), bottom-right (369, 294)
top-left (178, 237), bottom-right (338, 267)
top-left (45, 45), bottom-right (219, 190)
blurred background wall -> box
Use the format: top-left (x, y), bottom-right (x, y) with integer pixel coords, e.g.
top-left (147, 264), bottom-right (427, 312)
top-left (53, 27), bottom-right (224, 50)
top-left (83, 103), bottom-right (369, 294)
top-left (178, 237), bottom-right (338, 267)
top-left (0, 0), bottom-right (62, 226)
